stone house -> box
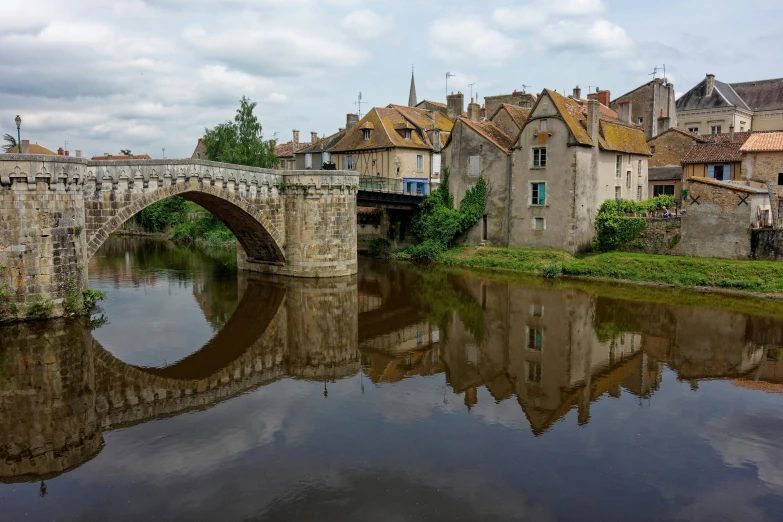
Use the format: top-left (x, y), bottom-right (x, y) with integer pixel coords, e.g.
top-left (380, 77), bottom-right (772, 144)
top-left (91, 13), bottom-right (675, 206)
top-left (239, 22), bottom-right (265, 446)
top-left (329, 105), bottom-right (453, 194)
top-left (274, 130), bottom-right (315, 170)
top-left (680, 177), bottom-right (771, 259)
top-left (484, 90), bottom-right (537, 122)
top-left (676, 74), bottom-right (783, 134)
top-left (646, 127), bottom-right (707, 200)
top-left (443, 110), bottom-right (519, 246)
top-left (489, 104), bottom-right (531, 140)
top-left (610, 78), bottom-right (677, 140)
top-left (293, 116), bottom-right (354, 170)
top-left (191, 138), bottom-right (206, 160)
top-left (681, 131), bottom-right (753, 183)
top-left (509, 89), bottom-right (651, 252)
top-left (740, 132), bottom-right (783, 216)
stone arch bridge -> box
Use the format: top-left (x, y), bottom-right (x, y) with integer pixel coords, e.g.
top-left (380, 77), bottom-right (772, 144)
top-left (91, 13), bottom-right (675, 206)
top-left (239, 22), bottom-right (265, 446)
top-left (0, 155), bottom-right (358, 319)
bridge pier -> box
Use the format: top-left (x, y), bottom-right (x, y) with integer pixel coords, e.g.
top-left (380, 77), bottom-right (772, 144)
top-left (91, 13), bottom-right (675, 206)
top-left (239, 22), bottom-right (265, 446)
top-left (0, 155), bottom-right (358, 322)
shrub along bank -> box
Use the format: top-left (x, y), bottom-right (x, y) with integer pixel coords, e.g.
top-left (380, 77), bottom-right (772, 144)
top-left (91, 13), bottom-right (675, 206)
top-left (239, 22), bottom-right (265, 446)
top-left (129, 197), bottom-right (236, 249)
top-left (439, 247), bottom-right (783, 294)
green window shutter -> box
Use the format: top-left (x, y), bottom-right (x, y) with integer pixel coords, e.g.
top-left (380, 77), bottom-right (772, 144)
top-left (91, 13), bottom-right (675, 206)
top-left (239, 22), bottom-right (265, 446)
top-left (540, 183), bottom-right (546, 205)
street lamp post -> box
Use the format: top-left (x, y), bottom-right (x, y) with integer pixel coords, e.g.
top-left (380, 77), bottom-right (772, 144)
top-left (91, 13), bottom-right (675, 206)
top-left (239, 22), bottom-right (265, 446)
top-left (14, 115), bottom-right (21, 153)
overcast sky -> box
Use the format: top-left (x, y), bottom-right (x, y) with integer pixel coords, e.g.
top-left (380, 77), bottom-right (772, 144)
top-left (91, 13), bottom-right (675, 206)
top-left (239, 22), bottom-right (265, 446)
top-left (1, 0), bottom-right (781, 158)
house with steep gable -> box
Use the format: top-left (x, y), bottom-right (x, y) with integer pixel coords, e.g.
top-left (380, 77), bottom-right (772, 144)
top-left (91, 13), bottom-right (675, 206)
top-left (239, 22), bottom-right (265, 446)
top-left (509, 89), bottom-right (651, 252)
top-left (489, 104), bottom-right (531, 141)
top-left (646, 127), bottom-right (707, 199)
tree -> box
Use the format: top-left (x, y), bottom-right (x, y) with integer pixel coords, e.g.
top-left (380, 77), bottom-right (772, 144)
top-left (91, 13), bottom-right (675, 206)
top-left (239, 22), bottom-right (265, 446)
top-left (202, 96), bottom-right (277, 168)
top-left (120, 149), bottom-right (132, 156)
top-left (2, 134), bottom-right (17, 153)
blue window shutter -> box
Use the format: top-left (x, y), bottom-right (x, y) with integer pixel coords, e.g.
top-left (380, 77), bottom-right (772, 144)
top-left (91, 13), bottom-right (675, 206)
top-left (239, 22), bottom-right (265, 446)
top-left (708, 165), bottom-right (714, 178)
top-left (540, 183), bottom-right (546, 205)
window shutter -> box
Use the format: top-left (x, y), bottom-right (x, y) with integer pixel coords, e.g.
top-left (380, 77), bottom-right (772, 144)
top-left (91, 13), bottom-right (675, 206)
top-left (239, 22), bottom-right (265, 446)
top-left (305, 153), bottom-right (312, 169)
top-left (540, 183), bottom-right (546, 205)
top-left (708, 165), bottom-right (714, 178)
top-left (469, 156), bottom-right (480, 176)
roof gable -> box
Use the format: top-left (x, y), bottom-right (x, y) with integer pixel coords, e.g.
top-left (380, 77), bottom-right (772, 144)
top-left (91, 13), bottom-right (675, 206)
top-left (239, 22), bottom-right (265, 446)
top-left (330, 107), bottom-right (431, 152)
top-left (491, 103), bottom-right (531, 129)
top-left (458, 117), bottom-right (515, 152)
top-left (681, 132), bottom-right (753, 164)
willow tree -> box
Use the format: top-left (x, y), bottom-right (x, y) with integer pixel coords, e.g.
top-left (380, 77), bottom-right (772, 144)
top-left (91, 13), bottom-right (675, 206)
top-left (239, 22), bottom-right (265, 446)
top-left (203, 96), bottom-right (277, 168)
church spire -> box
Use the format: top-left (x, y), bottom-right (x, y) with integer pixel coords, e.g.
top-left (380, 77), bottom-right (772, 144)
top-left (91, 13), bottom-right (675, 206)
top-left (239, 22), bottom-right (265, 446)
top-left (408, 65), bottom-right (417, 107)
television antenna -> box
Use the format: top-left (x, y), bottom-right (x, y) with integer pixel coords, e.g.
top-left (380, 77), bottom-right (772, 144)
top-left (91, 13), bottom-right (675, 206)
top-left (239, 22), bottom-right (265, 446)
top-left (446, 71), bottom-right (456, 96)
top-left (521, 84), bottom-right (530, 93)
top-left (468, 83), bottom-right (475, 100)
top-left (354, 92), bottom-right (364, 119)
top-left (162, 147), bottom-right (165, 160)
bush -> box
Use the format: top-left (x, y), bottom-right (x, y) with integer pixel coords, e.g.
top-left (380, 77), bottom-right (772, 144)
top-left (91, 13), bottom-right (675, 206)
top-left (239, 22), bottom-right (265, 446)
top-left (82, 289), bottom-right (106, 311)
top-left (63, 279), bottom-right (82, 315)
top-left (406, 240), bottom-right (446, 263)
top-left (593, 195), bottom-right (675, 251)
top-left (26, 295), bottom-right (53, 320)
top-left (135, 196), bottom-right (188, 232)
top-left (541, 262), bottom-right (563, 279)
top-left (367, 238), bottom-right (391, 258)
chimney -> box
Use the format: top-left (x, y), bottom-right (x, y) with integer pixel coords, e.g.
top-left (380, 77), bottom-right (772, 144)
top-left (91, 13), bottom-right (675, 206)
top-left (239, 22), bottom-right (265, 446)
top-left (57, 147), bottom-right (64, 156)
top-left (587, 89), bottom-right (610, 107)
top-left (480, 104), bottom-right (486, 119)
top-left (706, 74), bottom-right (715, 96)
top-left (587, 99), bottom-right (600, 147)
top-left (447, 91), bottom-right (464, 120)
top-left (310, 131), bottom-right (318, 144)
top-left (75, 150), bottom-right (82, 158)
top-left (292, 130), bottom-right (299, 153)
top-left (346, 113), bottom-right (359, 130)
top-left (64, 150), bottom-right (69, 157)
top-left (467, 98), bottom-right (481, 122)
top-left (106, 153), bottom-right (112, 160)
top-left (618, 101), bottom-right (632, 124)
top-left (573, 85), bottom-right (582, 100)
top-left (20, 140), bottom-right (30, 153)
top-left (729, 123), bottom-right (735, 142)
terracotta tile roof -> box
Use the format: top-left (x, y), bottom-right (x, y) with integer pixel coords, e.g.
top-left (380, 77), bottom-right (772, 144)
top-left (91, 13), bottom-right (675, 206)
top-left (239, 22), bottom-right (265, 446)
top-left (297, 129), bottom-right (345, 154)
top-left (25, 144), bottom-right (56, 154)
top-left (651, 127), bottom-right (709, 143)
top-left (740, 132), bottom-right (783, 152)
top-left (274, 141), bottom-right (312, 158)
top-left (459, 117), bottom-right (515, 152)
top-left (688, 177), bottom-right (768, 194)
top-left (91, 154), bottom-right (152, 160)
top-left (543, 89), bottom-right (649, 155)
top-left (330, 107), bottom-right (431, 152)
top-left (732, 379), bottom-right (783, 395)
top-left (388, 104), bottom-right (454, 133)
top-left (681, 132), bottom-right (753, 164)
top-left (494, 103), bottom-right (531, 128)
top-left (419, 99), bottom-right (446, 108)
top-left (578, 99), bottom-right (618, 118)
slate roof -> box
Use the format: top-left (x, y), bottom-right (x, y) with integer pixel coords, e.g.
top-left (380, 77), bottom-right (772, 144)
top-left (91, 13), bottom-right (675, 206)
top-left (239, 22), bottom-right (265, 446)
top-left (740, 132), bottom-right (783, 152)
top-left (729, 78), bottom-right (783, 111)
top-left (458, 117), bottom-right (516, 152)
top-left (491, 104), bottom-right (531, 129)
top-left (676, 78), bottom-right (748, 111)
top-left (330, 107), bottom-right (431, 152)
top-left (542, 89), bottom-right (650, 155)
top-left (676, 76), bottom-right (783, 113)
top-left (681, 132), bottom-right (753, 164)
top-left (648, 166), bottom-right (682, 181)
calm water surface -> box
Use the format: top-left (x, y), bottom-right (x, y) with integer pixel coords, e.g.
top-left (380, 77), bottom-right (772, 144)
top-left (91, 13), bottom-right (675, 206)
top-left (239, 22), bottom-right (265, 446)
top-left (2, 236), bottom-right (783, 521)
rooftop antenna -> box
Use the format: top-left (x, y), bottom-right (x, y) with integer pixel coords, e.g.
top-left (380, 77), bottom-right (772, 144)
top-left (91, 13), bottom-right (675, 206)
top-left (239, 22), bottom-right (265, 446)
top-left (64, 140), bottom-right (68, 152)
top-left (650, 65), bottom-right (661, 79)
top-left (162, 147), bottom-right (165, 159)
top-left (446, 71), bottom-right (456, 96)
top-left (468, 83), bottom-right (476, 100)
top-left (521, 84), bottom-right (530, 93)
top-left (586, 85), bottom-right (596, 94)
top-left (354, 92), bottom-right (364, 119)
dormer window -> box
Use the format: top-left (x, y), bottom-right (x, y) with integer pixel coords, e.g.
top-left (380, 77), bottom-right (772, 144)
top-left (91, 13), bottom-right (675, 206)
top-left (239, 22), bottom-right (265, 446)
top-left (404, 129), bottom-right (412, 140)
top-left (363, 129), bottom-right (371, 141)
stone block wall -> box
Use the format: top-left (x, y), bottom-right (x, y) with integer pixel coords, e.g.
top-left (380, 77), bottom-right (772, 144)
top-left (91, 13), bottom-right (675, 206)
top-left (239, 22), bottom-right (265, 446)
top-left (623, 217), bottom-right (682, 255)
top-left (680, 182), bottom-right (753, 259)
top-left (751, 229), bottom-right (783, 260)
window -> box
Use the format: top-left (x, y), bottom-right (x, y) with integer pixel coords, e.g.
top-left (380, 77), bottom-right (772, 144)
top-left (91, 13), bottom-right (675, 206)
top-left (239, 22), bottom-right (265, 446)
top-left (778, 173), bottom-right (783, 185)
top-left (540, 119), bottom-right (548, 132)
top-left (708, 164), bottom-right (727, 181)
top-left (533, 147), bottom-right (547, 168)
top-left (615, 186), bottom-right (621, 199)
top-left (627, 154), bottom-right (631, 165)
top-left (323, 151), bottom-right (330, 164)
top-left (688, 126), bottom-right (699, 133)
top-left (533, 217), bottom-right (545, 230)
top-left (711, 125), bottom-right (722, 134)
top-left (345, 154), bottom-right (355, 170)
top-left (638, 160), bottom-right (642, 177)
top-left (527, 362), bottom-right (542, 383)
top-left (403, 129), bottom-right (412, 140)
top-left (416, 154), bottom-right (424, 172)
top-left (432, 153), bottom-right (441, 176)
top-left (531, 182), bottom-right (546, 205)
top-left (638, 117), bottom-right (644, 124)
top-left (469, 155), bottom-right (480, 176)
top-left (653, 184), bottom-right (675, 197)
top-left (279, 160), bottom-right (286, 169)
top-left (650, 146), bottom-right (656, 154)
top-left (637, 185), bottom-right (642, 201)
top-left (530, 304), bottom-right (544, 317)
top-left (305, 153), bottom-right (312, 169)
top-left (196, 153), bottom-right (201, 159)
top-left (527, 327), bottom-right (543, 350)
top-left (362, 129), bottom-right (371, 141)
top-left (740, 121), bottom-right (747, 132)
top-left (616, 155), bottom-right (622, 177)
top-left (626, 171), bottom-right (631, 188)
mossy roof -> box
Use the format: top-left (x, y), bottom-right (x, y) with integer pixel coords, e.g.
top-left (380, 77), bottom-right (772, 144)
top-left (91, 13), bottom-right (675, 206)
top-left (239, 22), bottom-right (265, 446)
top-left (329, 107), bottom-right (431, 152)
top-left (459, 117), bottom-right (515, 152)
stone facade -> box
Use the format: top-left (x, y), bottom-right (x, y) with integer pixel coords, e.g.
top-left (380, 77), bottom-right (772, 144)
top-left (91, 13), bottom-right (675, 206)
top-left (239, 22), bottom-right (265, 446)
top-left (648, 128), bottom-right (703, 167)
top-left (610, 78), bottom-right (677, 140)
top-left (623, 217), bottom-right (682, 255)
top-left (0, 155), bottom-right (358, 321)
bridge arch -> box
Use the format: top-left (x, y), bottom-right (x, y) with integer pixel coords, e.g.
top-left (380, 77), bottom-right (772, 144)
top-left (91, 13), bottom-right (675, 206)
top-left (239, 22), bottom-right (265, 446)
top-left (85, 183), bottom-right (285, 265)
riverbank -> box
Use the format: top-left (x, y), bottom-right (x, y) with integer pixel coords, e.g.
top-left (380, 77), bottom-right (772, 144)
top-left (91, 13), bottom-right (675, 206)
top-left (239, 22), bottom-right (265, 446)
top-left (436, 247), bottom-right (783, 297)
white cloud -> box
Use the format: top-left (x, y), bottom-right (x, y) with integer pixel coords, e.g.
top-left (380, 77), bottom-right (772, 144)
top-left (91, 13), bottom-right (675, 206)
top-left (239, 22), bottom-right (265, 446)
top-left (429, 19), bottom-right (520, 67)
top-left (493, 0), bottom-right (605, 30)
top-left (540, 19), bottom-right (634, 57)
top-left (341, 9), bottom-right (393, 39)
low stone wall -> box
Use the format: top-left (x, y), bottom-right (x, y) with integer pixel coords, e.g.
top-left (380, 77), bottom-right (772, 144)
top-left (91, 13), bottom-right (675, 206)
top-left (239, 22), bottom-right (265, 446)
top-left (624, 217), bottom-right (682, 255)
top-left (751, 229), bottom-right (783, 260)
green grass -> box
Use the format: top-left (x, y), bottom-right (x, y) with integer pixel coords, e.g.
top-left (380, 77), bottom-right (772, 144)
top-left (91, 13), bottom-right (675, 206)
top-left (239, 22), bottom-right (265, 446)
top-left (440, 247), bottom-right (783, 295)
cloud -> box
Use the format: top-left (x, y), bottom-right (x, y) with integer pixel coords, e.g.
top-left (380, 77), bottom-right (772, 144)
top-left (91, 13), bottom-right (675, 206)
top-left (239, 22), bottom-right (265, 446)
top-left (493, 0), bottom-right (605, 30)
top-left (341, 9), bottom-right (393, 39)
top-left (540, 19), bottom-right (634, 57)
top-left (429, 19), bottom-right (520, 67)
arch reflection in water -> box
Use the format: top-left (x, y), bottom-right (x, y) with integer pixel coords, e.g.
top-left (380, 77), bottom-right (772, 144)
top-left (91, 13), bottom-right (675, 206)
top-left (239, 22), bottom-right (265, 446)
top-left (3, 256), bottom-right (783, 487)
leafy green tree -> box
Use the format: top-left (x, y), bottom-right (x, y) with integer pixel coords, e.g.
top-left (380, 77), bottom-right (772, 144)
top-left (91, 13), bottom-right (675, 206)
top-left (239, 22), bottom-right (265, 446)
top-left (202, 96), bottom-right (277, 168)
top-left (120, 149), bottom-right (132, 156)
top-left (3, 134), bottom-right (18, 153)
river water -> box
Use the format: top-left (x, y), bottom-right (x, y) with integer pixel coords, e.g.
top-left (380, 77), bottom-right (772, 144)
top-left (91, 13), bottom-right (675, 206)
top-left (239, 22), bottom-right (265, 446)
top-left (2, 236), bottom-right (783, 521)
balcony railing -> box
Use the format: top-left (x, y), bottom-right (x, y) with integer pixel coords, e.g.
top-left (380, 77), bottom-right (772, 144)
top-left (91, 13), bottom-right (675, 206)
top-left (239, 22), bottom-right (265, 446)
top-left (359, 176), bottom-right (428, 195)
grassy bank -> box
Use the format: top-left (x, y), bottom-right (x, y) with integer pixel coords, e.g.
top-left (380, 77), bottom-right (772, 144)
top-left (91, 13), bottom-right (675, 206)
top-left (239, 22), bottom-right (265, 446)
top-left (438, 247), bottom-right (783, 295)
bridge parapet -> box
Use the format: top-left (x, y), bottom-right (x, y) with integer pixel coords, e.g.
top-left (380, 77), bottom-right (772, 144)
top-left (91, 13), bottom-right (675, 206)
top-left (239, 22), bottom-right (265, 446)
top-left (0, 155), bottom-right (358, 321)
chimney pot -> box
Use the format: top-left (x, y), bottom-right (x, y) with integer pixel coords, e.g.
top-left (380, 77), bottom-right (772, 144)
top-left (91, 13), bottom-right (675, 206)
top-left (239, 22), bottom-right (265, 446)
top-left (618, 101), bottom-right (633, 124)
top-left (57, 147), bottom-right (64, 155)
top-left (20, 140), bottom-right (30, 154)
top-left (346, 113), bottom-right (359, 130)
top-left (310, 131), bottom-right (318, 144)
top-left (65, 150), bottom-right (69, 157)
top-left (706, 74), bottom-right (716, 96)
top-left (587, 99), bottom-right (600, 147)
top-left (573, 86), bottom-right (582, 100)
top-left (729, 123), bottom-right (735, 142)
top-left (292, 130), bottom-right (299, 153)
top-left (75, 150), bottom-right (82, 158)
top-left (447, 91), bottom-right (465, 120)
